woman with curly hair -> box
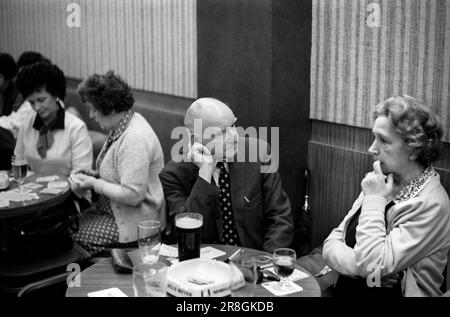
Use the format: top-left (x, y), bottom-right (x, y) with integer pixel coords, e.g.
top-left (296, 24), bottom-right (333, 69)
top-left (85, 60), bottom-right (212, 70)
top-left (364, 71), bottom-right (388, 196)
top-left (71, 71), bottom-right (165, 256)
top-left (14, 60), bottom-right (93, 175)
top-left (323, 95), bottom-right (450, 297)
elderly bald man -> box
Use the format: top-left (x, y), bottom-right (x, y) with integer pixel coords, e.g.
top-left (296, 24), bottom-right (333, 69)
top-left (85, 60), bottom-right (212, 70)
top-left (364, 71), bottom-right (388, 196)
top-left (159, 98), bottom-right (293, 252)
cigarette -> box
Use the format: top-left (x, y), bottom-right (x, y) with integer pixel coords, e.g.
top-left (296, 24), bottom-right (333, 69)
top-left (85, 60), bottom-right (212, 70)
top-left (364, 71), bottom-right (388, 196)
top-left (224, 248), bottom-right (243, 263)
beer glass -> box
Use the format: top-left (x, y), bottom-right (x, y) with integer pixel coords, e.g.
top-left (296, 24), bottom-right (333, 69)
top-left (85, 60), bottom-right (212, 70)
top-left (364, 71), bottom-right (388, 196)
top-left (11, 155), bottom-right (28, 195)
top-left (175, 213), bottom-right (203, 261)
top-left (138, 220), bottom-right (161, 264)
top-left (272, 248), bottom-right (296, 291)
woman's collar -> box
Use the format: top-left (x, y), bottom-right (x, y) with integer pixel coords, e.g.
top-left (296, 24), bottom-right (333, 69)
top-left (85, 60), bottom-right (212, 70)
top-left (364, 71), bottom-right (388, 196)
top-left (107, 110), bottom-right (134, 141)
top-left (392, 166), bottom-right (435, 204)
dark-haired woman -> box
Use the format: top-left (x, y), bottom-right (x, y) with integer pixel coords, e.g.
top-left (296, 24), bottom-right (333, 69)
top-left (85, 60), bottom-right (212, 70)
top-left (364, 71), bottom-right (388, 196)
top-left (71, 71), bottom-right (165, 256)
top-left (14, 61), bottom-right (93, 175)
top-left (323, 95), bottom-right (450, 297)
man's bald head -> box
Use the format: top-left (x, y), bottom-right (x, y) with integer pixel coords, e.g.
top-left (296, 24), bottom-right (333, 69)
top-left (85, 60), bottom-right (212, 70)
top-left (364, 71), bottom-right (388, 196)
top-left (184, 97), bottom-right (236, 132)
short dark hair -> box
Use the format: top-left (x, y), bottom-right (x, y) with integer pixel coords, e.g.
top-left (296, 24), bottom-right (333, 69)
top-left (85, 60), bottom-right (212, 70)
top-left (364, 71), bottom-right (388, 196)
top-left (77, 70), bottom-right (134, 115)
top-left (17, 51), bottom-right (50, 70)
top-left (373, 95), bottom-right (443, 167)
top-left (16, 61), bottom-right (66, 100)
top-left (0, 53), bottom-right (17, 81)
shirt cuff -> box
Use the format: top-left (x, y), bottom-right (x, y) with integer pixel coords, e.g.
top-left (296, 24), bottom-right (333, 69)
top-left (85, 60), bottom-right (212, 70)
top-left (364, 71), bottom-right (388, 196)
top-left (361, 195), bottom-right (387, 214)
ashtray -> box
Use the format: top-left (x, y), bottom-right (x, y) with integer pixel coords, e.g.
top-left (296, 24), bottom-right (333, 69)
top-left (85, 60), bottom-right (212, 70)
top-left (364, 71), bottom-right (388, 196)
top-left (166, 258), bottom-right (243, 297)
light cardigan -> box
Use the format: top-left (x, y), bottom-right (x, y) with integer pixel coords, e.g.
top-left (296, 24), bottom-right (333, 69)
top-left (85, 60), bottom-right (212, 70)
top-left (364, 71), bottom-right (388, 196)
top-left (92, 112), bottom-right (165, 243)
top-left (323, 172), bottom-right (450, 297)
top-left (14, 104), bottom-right (93, 176)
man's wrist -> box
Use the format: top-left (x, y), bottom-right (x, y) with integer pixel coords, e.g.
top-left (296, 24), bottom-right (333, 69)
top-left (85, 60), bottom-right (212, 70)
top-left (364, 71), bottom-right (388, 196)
top-left (198, 167), bottom-right (214, 183)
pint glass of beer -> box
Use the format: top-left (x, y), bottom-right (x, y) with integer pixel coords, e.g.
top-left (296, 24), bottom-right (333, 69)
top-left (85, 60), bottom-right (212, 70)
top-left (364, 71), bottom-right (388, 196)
top-left (175, 213), bottom-right (203, 261)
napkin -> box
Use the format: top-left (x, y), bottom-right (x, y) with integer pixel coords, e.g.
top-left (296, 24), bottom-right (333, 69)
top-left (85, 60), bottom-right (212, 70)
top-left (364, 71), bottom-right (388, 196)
top-left (87, 287), bottom-right (128, 297)
top-left (261, 281), bottom-right (303, 296)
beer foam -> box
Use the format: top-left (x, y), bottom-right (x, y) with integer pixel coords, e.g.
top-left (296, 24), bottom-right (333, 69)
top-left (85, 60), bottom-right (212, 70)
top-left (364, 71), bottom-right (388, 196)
top-left (176, 216), bottom-right (203, 229)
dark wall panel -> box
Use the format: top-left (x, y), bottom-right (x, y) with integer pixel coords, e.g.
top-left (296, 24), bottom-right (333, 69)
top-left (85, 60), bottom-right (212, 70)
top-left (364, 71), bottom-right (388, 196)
top-left (197, 0), bottom-right (273, 128)
top-left (197, 0), bottom-right (313, 253)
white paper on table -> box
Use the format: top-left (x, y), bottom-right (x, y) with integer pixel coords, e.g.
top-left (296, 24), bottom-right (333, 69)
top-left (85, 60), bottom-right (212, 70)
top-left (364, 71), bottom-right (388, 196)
top-left (36, 175), bottom-right (59, 182)
top-left (40, 188), bottom-right (62, 195)
top-left (0, 199), bottom-right (9, 207)
top-left (47, 181), bottom-right (68, 189)
top-left (261, 281), bottom-right (303, 296)
top-left (157, 244), bottom-right (226, 260)
top-left (87, 287), bottom-right (128, 297)
top-left (266, 268), bottom-right (309, 282)
top-left (200, 246), bottom-right (226, 259)
top-left (23, 182), bottom-right (43, 190)
top-left (158, 244), bottom-right (178, 258)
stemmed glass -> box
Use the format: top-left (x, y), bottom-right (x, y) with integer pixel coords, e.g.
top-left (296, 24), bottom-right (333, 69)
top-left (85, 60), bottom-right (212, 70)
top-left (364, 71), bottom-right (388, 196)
top-left (272, 248), bottom-right (296, 292)
top-left (11, 155), bottom-right (28, 197)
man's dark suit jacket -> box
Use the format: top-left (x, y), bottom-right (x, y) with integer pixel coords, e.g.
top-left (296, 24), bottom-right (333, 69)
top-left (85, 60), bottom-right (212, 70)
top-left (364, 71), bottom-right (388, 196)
top-left (159, 137), bottom-right (293, 253)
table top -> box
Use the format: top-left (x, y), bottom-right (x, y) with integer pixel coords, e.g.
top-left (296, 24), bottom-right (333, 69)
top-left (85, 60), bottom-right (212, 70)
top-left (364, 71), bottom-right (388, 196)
top-left (65, 244), bottom-right (321, 297)
top-left (0, 173), bottom-right (71, 218)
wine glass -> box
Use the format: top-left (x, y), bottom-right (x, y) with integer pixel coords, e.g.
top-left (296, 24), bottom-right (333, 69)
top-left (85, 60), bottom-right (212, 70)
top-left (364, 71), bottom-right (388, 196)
top-left (11, 155), bottom-right (28, 196)
top-left (272, 248), bottom-right (296, 292)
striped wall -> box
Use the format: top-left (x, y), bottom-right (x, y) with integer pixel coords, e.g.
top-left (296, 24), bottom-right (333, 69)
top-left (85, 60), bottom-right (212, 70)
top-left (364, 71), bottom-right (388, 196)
top-left (310, 0), bottom-right (450, 142)
top-left (0, 0), bottom-right (197, 99)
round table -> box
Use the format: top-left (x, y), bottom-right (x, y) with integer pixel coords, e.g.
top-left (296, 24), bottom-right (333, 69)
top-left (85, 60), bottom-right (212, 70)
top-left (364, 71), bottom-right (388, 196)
top-left (0, 173), bottom-right (71, 218)
top-left (65, 244), bottom-right (321, 297)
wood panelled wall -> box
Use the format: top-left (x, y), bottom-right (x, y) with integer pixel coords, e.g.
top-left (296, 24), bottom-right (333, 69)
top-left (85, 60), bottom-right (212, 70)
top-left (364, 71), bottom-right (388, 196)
top-left (308, 120), bottom-right (450, 247)
top-left (0, 0), bottom-right (197, 98)
top-left (310, 0), bottom-right (450, 142)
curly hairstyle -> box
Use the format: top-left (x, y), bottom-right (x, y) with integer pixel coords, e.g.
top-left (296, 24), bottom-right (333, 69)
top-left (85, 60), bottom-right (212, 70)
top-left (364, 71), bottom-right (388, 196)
top-left (373, 95), bottom-right (443, 167)
top-left (77, 71), bottom-right (134, 115)
top-left (0, 53), bottom-right (17, 81)
top-left (16, 61), bottom-right (66, 100)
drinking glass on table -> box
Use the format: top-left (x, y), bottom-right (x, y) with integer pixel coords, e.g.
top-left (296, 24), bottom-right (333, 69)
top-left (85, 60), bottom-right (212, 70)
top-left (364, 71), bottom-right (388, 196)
top-left (272, 248), bottom-right (296, 292)
top-left (11, 155), bottom-right (28, 194)
top-left (138, 220), bottom-right (161, 264)
top-left (133, 262), bottom-right (167, 297)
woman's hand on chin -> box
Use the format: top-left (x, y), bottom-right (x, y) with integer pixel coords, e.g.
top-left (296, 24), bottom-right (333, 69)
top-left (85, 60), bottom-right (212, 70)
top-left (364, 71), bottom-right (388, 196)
top-left (361, 160), bottom-right (394, 199)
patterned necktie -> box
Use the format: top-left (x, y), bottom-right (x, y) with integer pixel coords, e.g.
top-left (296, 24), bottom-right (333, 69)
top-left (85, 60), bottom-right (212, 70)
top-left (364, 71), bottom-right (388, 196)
top-left (217, 162), bottom-right (240, 246)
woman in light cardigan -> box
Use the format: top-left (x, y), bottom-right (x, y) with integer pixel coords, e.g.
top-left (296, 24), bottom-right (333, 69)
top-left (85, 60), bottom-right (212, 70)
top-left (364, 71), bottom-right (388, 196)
top-left (323, 95), bottom-right (450, 297)
top-left (72, 71), bottom-right (165, 256)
